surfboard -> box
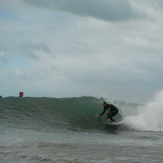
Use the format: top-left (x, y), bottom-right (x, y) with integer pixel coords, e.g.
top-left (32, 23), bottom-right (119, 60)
top-left (105, 122), bottom-right (123, 129)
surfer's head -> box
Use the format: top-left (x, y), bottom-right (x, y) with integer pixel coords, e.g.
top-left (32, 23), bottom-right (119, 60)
top-left (19, 92), bottom-right (24, 97)
top-left (102, 101), bottom-right (107, 106)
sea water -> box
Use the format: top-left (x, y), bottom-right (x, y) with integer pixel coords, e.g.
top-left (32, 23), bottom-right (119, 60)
top-left (0, 91), bottom-right (163, 163)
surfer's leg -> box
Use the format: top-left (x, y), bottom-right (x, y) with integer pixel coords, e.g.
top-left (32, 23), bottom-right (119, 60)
top-left (109, 110), bottom-right (118, 123)
top-left (107, 113), bottom-right (111, 122)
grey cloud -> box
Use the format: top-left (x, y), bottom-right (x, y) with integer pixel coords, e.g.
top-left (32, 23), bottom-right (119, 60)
top-left (15, 42), bottom-right (51, 59)
top-left (153, 0), bottom-right (163, 9)
top-left (0, 51), bottom-right (8, 64)
top-left (21, 0), bottom-right (146, 21)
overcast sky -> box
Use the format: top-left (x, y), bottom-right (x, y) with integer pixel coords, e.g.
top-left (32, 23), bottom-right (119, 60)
top-left (1, 0), bottom-right (163, 103)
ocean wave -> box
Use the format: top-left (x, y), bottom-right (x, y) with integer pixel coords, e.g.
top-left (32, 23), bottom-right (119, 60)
top-left (0, 96), bottom-right (136, 131)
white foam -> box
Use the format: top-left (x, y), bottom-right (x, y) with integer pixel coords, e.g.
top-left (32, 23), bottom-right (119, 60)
top-left (122, 90), bottom-right (163, 131)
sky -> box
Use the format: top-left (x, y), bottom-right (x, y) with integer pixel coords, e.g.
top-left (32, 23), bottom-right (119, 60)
top-left (0, 0), bottom-right (163, 103)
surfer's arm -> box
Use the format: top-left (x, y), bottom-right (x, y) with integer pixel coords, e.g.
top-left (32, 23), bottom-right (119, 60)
top-left (99, 108), bottom-right (106, 116)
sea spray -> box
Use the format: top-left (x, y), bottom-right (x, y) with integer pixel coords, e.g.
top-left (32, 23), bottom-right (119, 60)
top-left (122, 90), bottom-right (163, 131)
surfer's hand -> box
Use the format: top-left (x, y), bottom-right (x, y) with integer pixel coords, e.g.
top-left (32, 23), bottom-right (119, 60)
top-left (95, 115), bottom-right (100, 117)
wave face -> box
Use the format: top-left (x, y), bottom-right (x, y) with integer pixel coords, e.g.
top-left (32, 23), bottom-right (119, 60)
top-left (0, 96), bottom-right (126, 131)
top-left (1, 92), bottom-right (163, 132)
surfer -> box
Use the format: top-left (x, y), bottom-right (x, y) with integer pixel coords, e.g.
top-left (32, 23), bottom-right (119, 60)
top-left (95, 101), bottom-right (119, 123)
top-left (19, 92), bottom-right (24, 97)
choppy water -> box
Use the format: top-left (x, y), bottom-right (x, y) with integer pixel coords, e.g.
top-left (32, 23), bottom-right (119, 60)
top-left (1, 91), bottom-right (163, 163)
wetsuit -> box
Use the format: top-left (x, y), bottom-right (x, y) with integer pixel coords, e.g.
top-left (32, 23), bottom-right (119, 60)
top-left (99, 104), bottom-right (118, 121)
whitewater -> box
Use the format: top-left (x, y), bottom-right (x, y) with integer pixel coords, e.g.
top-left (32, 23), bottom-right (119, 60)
top-left (0, 90), bottom-right (163, 163)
